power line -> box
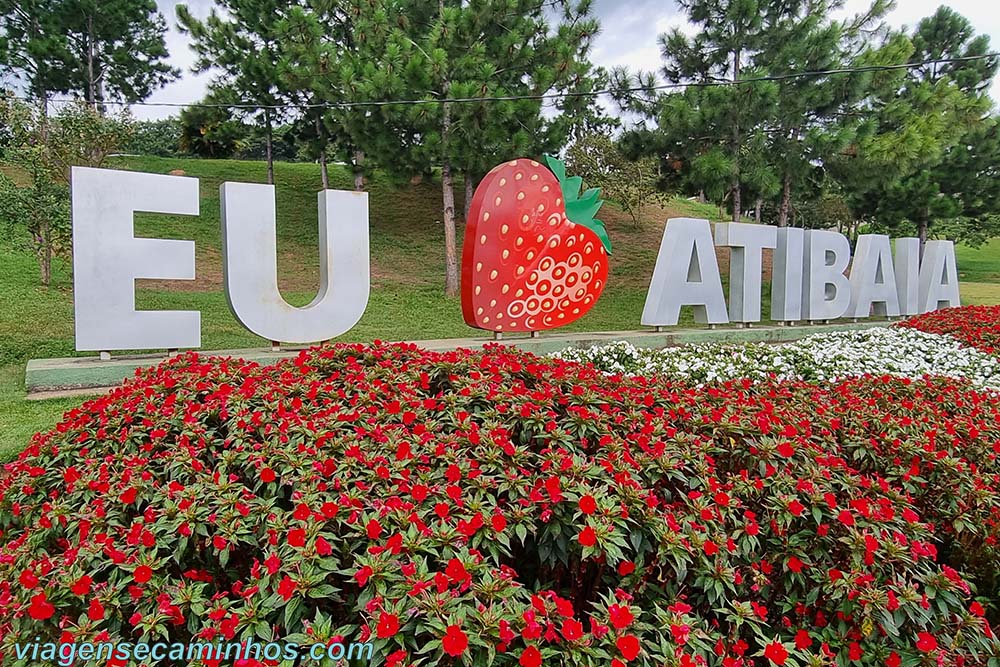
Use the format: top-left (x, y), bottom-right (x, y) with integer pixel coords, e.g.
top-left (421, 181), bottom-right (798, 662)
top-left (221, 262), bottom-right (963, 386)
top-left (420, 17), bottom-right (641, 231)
top-left (20, 53), bottom-right (1000, 111)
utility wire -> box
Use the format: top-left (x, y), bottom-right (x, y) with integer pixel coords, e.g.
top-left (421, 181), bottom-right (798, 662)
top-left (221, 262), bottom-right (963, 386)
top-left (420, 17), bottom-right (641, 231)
top-left (18, 52), bottom-right (1000, 111)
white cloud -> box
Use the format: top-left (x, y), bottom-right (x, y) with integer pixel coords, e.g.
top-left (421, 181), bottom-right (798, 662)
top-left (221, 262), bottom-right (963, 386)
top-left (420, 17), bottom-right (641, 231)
top-left (136, 0), bottom-right (214, 120)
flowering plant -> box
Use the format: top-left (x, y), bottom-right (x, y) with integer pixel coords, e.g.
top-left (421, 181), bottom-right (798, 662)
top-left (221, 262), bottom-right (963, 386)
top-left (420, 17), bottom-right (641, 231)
top-left (897, 305), bottom-right (1000, 355)
top-left (1, 342), bottom-right (998, 666)
top-left (553, 327), bottom-right (1000, 389)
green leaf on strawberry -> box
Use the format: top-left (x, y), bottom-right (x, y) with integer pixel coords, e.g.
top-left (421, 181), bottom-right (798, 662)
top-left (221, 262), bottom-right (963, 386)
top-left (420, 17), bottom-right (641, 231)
top-left (544, 154), bottom-right (612, 254)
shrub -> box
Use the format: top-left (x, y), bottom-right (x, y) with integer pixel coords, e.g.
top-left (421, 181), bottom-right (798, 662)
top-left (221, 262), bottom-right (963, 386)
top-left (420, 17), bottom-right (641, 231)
top-left (898, 306), bottom-right (1000, 355)
top-left (0, 95), bottom-right (132, 285)
top-left (1, 343), bottom-right (998, 666)
top-left (124, 118), bottom-right (183, 157)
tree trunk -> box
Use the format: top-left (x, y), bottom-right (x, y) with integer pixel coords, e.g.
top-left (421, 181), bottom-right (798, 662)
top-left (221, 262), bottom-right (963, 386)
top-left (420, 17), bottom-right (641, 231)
top-left (777, 172), bottom-right (792, 228)
top-left (918, 211), bottom-right (929, 258)
top-left (353, 149), bottom-right (365, 191)
top-left (697, 189), bottom-right (706, 204)
top-left (39, 92), bottom-right (49, 141)
top-left (39, 218), bottom-right (52, 287)
top-left (314, 115), bottom-right (329, 189)
top-left (442, 103), bottom-right (459, 297)
top-left (730, 47), bottom-right (742, 222)
top-left (86, 16), bottom-right (97, 110)
top-left (754, 198), bottom-right (762, 223)
top-left (464, 171), bottom-right (475, 221)
top-left (264, 108), bottom-right (274, 185)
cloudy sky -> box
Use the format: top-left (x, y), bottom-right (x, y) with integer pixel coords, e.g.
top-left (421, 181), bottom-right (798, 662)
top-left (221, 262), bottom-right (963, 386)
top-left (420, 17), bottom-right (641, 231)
top-left (140, 0), bottom-right (1000, 121)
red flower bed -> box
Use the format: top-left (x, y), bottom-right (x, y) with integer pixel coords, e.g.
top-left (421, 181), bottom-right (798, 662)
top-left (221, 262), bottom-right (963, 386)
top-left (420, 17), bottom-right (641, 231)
top-left (1, 343), bottom-right (999, 666)
top-left (898, 305), bottom-right (1000, 354)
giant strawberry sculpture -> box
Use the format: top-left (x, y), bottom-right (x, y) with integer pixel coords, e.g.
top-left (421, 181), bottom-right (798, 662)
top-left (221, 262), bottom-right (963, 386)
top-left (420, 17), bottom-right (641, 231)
top-left (461, 156), bottom-right (612, 333)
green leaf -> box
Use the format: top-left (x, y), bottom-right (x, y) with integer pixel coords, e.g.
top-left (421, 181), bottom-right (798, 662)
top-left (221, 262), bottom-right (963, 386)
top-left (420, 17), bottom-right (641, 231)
top-left (543, 153), bottom-right (612, 254)
top-left (544, 154), bottom-right (566, 181)
top-left (565, 197), bottom-right (604, 224)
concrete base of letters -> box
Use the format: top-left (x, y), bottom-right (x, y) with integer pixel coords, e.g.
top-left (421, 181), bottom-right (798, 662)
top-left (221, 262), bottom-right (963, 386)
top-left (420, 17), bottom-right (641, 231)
top-left (25, 320), bottom-right (890, 398)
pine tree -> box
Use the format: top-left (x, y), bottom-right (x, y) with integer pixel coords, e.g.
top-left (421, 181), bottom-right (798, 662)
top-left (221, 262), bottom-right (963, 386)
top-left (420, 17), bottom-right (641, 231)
top-left (839, 7), bottom-right (998, 250)
top-left (619, 0), bottom-right (787, 221)
top-left (1, 0), bottom-right (175, 113)
top-left (760, 0), bottom-right (892, 227)
top-left (276, 0), bottom-right (389, 191)
top-left (61, 0), bottom-right (178, 111)
top-left (352, 0), bottom-right (602, 296)
top-left (177, 0), bottom-right (291, 184)
top-left (0, 0), bottom-right (74, 108)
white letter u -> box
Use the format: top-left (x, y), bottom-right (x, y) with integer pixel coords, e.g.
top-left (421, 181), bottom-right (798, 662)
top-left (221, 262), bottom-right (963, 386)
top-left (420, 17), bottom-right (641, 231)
top-left (220, 183), bottom-right (370, 344)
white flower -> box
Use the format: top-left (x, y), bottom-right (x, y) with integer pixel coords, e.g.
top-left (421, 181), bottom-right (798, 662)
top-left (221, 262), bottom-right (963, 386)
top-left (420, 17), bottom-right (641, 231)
top-left (550, 327), bottom-right (1000, 391)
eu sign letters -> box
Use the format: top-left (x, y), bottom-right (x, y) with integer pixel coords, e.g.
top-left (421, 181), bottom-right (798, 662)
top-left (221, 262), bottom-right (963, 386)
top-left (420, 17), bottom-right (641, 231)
top-left (72, 167), bottom-right (370, 351)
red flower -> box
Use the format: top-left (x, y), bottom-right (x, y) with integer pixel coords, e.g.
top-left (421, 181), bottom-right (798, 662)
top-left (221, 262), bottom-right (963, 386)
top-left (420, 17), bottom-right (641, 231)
top-left (88, 598), bottom-right (105, 621)
top-left (788, 499), bottom-right (805, 517)
top-left (616, 635), bottom-right (640, 661)
top-left (764, 641), bottom-right (788, 666)
top-left (837, 510), bottom-right (855, 527)
top-left (703, 540), bottom-right (719, 556)
top-left (562, 618), bottom-right (583, 641)
top-left (446, 558), bottom-right (469, 583)
top-left (355, 565), bottom-right (373, 587)
top-left (849, 642), bottom-right (863, 660)
top-left (668, 601), bottom-right (692, 615)
top-left (787, 556), bottom-right (805, 573)
top-left (366, 519), bottom-right (382, 540)
top-left (376, 612), bottom-right (400, 638)
top-left (264, 554), bottom-right (281, 575)
top-left (28, 592), bottom-right (55, 620)
top-left (71, 575), bottom-right (92, 596)
top-left (670, 623), bottom-right (690, 645)
top-left (288, 528), bottom-right (306, 548)
top-left (970, 601), bottom-right (985, 616)
top-left (579, 495), bottom-right (597, 514)
top-left (578, 526), bottom-right (597, 547)
top-left (442, 625), bottom-right (468, 657)
top-left (886, 651), bottom-right (902, 667)
top-left (492, 513), bottom-right (507, 532)
top-left (777, 442), bottom-right (795, 457)
top-left (609, 604), bottom-right (634, 630)
top-left (18, 569), bottom-right (39, 589)
top-left (133, 565), bottom-right (153, 584)
top-left (387, 649), bottom-right (408, 667)
top-left (795, 629), bottom-right (811, 649)
top-left (277, 576), bottom-right (296, 601)
top-left (260, 467), bottom-right (276, 483)
top-left (618, 561), bottom-right (635, 576)
top-left (520, 645), bottom-right (542, 667)
top-left (916, 632), bottom-right (938, 652)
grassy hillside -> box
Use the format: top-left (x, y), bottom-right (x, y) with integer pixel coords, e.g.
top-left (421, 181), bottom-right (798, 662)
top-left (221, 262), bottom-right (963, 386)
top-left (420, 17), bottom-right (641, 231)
top-left (0, 156), bottom-right (720, 459)
top-left (1, 156), bottom-right (998, 460)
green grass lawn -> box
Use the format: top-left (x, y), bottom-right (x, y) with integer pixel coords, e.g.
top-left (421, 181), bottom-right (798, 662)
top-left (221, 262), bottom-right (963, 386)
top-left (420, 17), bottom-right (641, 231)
top-left (2, 156), bottom-right (999, 461)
